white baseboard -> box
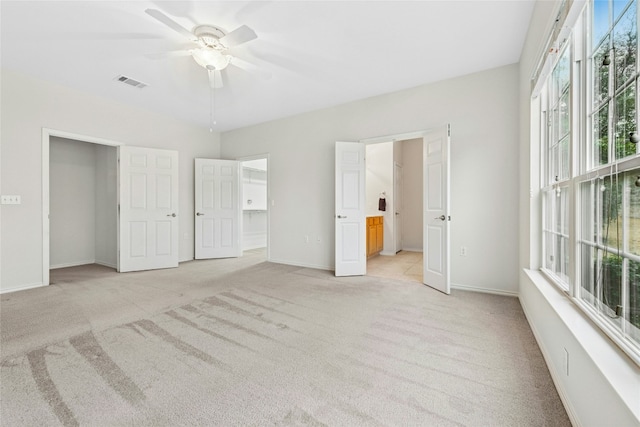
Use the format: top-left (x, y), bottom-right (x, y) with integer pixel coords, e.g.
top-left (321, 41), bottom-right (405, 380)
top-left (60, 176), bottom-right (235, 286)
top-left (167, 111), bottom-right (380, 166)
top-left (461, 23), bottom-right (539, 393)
top-left (50, 259), bottom-right (96, 270)
top-left (401, 247), bottom-right (423, 252)
top-left (0, 282), bottom-right (46, 294)
top-left (243, 244), bottom-right (267, 251)
top-left (95, 261), bottom-right (117, 269)
top-left (268, 258), bottom-right (332, 271)
top-left (451, 282), bottom-right (518, 297)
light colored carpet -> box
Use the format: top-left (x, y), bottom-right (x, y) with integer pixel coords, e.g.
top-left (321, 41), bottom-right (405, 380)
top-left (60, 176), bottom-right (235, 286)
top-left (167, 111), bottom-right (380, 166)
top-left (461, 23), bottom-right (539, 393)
top-left (1, 250), bottom-right (570, 426)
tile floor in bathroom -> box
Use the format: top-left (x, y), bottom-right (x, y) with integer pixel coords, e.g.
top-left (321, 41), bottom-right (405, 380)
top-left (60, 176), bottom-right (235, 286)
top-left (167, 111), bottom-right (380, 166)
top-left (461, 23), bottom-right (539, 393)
top-left (366, 250), bottom-right (423, 283)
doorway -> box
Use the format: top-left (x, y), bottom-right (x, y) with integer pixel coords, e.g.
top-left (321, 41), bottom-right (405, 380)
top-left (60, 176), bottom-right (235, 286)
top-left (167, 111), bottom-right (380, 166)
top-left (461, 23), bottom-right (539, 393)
top-left (240, 155), bottom-right (269, 260)
top-left (364, 138), bottom-right (423, 283)
top-left (43, 129), bottom-right (123, 285)
top-left (47, 135), bottom-right (120, 280)
top-left (335, 125), bottom-right (450, 293)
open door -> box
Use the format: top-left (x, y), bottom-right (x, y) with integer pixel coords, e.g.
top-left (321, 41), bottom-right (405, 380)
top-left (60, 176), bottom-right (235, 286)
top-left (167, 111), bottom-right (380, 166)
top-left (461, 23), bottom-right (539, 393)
top-left (194, 158), bottom-right (242, 259)
top-left (118, 146), bottom-right (179, 272)
top-left (423, 125), bottom-right (451, 294)
top-left (335, 141), bottom-right (366, 276)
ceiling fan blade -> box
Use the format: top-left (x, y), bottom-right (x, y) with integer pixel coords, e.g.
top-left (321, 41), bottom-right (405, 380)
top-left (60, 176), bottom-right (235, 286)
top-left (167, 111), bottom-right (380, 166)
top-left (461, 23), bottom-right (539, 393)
top-left (207, 67), bottom-right (224, 89)
top-left (219, 25), bottom-right (257, 47)
top-left (145, 9), bottom-right (196, 41)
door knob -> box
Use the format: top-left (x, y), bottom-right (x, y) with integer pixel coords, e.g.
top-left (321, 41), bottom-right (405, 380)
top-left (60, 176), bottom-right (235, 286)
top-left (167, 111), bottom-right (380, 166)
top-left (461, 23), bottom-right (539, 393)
top-left (435, 215), bottom-right (446, 221)
top-left (196, 212), bottom-right (204, 216)
top-left (167, 213), bottom-right (177, 217)
top-left (337, 215), bottom-right (347, 219)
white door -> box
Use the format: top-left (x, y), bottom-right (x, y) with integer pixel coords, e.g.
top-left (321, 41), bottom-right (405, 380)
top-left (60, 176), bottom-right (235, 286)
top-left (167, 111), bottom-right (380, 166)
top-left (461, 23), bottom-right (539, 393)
top-left (394, 162), bottom-right (403, 253)
top-left (118, 146), bottom-right (179, 273)
top-left (423, 125), bottom-right (451, 294)
top-left (194, 158), bottom-right (242, 259)
top-left (335, 141), bottom-right (366, 276)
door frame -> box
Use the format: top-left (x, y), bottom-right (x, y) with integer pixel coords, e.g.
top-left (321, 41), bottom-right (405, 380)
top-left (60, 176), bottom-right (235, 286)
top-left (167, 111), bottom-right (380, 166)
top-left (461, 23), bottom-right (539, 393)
top-left (361, 130), bottom-right (429, 260)
top-left (360, 127), bottom-right (450, 286)
top-left (238, 153), bottom-right (270, 261)
top-left (41, 128), bottom-right (123, 286)
top-left (394, 161), bottom-right (403, 254)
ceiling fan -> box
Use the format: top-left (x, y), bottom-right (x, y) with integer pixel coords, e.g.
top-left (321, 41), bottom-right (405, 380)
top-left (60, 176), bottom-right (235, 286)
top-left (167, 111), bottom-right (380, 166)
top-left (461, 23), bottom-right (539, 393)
top-left (145, 8), bottom-right (259, 89)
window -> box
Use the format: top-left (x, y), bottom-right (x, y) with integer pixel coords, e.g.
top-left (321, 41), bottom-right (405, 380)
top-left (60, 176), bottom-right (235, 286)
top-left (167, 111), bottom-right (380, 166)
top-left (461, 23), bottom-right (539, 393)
top-left (542, 46), bottom-right (571, 287)
top-left (539, 0), bottom-right (640, 362)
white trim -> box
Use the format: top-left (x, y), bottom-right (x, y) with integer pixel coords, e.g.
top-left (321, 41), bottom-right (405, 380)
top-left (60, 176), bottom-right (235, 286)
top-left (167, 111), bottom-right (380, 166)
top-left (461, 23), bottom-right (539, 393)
top-left (0, 282), bottom-right (46, 294)
top-left (360, 129), bottom-right (433, 145)
top-left (401, 246), bottom-right (423, 252)
top-left (531, 1), bottom-right (588, 98)
top-left (242, 244), bottom-right (267, 251)
top-left (450, 283), bottom-right (519, 298)
top-left (42, 128), bottom-right (124, 287)
top-left (50, 260), bottom-right (97, 270)
top-left (95, 261), bottom-right (117, 269)
top-left (269, 258), bottom-right (332, 271)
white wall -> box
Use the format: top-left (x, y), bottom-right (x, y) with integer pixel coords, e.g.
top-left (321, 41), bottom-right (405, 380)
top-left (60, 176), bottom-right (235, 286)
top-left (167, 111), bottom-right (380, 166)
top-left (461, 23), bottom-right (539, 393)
top-left (221, 63), bottom-right (520, 294)
top-left (519, 2), bottom-right (640, 426)
top-left (365, 142), bottom-right (392, 217)
top-left (365, 142), bottom-right (394, 254)
top-left (401, 138), bottom-right (423, 251)
top-left (0, 70), bottom-right (220, 292)
top-left (50, 137), bottom-right (97, 268)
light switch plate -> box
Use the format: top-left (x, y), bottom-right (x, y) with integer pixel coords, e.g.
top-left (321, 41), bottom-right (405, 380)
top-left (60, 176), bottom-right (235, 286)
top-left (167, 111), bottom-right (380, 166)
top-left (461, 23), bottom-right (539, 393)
top-left (1, 195), bottom-right (21, 205)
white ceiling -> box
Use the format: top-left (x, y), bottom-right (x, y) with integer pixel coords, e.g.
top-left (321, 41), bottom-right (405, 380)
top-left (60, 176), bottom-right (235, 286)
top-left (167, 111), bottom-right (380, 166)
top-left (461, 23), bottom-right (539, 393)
top-left (1, 1), bottom-right (536, 132)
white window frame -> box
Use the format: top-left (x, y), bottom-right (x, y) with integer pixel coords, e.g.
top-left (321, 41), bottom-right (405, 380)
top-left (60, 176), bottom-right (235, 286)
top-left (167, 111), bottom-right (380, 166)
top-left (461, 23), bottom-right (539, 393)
top-left (536, 0), bottom-right (640, 365)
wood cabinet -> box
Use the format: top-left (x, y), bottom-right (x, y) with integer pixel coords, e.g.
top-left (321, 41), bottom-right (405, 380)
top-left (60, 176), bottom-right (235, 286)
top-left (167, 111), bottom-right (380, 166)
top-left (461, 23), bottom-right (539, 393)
top-left (367, 216), bottom-right (384, 257)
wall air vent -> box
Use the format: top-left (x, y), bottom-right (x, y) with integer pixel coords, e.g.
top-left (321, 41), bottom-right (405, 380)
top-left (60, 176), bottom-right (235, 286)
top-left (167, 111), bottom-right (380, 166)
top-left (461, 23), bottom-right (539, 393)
top-left (114, 75), bottom-right (148, 89)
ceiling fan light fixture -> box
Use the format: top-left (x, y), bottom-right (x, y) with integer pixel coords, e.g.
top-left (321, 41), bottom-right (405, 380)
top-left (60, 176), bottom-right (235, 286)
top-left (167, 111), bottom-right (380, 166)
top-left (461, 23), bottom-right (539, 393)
top-left (191, 47), bottom-right (232, 70)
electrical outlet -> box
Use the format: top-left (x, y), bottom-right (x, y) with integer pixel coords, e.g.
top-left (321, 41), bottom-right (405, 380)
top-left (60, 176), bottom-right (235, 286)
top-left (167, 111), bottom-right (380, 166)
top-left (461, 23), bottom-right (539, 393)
top-left (460, 246), bottom-right (467, 256)
top-left (317, 237), bottom-right (321, 243)
top-left (304, 235), bottom-right (309, 243)
top-left (1, 195), bottom-right (21, 205)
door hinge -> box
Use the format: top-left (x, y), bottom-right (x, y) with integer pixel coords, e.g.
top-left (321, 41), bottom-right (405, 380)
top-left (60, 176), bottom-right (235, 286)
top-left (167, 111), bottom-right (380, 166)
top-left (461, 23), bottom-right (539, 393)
top-left (448, 215), bottom-right (451, 221)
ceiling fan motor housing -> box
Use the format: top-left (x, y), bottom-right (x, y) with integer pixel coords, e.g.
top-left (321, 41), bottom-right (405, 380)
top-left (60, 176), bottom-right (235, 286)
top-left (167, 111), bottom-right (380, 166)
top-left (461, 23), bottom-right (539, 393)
top-left (194, 25), bottom-right (227, 50)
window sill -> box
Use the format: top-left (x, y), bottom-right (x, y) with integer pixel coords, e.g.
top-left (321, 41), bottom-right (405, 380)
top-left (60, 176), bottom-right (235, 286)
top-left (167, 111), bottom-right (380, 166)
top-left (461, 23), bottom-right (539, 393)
top-left (538, 267), bottom-right (640, 365)
top-left (539, 267), bottom-right (570, 294)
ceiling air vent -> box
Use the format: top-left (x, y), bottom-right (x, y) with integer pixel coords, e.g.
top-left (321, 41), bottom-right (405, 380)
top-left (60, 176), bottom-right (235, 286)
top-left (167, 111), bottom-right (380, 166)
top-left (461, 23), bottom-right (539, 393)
top-left (115, 75), bottom-right (148, 89)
